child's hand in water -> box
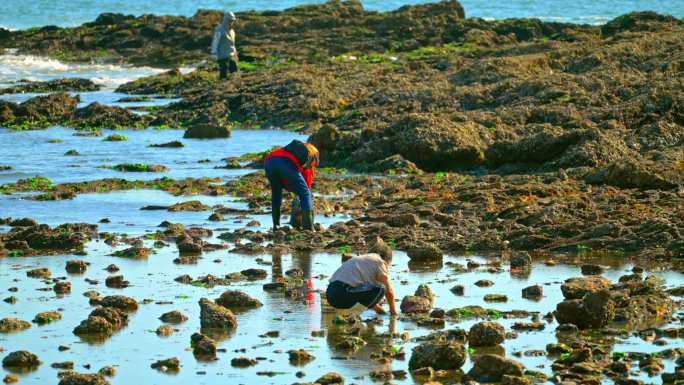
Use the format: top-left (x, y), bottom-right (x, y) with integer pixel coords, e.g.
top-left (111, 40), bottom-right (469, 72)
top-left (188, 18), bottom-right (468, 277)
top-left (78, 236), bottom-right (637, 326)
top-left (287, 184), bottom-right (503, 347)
top-left (373, 304), bottom-right (386, 315)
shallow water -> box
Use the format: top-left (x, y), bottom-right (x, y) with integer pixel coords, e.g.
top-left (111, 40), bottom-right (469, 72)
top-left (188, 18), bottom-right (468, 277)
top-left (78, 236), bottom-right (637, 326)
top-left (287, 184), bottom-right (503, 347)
top-left (0, 127), bottom-right (306, 185)
top-left (0, 0), bottom-right (683, 30)
top-left (0, 245), bottom-right (682, 385)
top-left (0, 53), bottom-right (176, 89)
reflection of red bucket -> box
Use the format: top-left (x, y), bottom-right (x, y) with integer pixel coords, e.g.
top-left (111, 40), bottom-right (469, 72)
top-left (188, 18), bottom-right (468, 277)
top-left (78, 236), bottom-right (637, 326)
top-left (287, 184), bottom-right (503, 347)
top-left (306, 277), bottom-right (314, 302)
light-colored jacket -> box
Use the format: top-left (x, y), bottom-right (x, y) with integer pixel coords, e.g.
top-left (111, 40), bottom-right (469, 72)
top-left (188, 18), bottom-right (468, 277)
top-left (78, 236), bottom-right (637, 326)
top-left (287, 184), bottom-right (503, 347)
top-left (211, 15), bottom-right (237, 60)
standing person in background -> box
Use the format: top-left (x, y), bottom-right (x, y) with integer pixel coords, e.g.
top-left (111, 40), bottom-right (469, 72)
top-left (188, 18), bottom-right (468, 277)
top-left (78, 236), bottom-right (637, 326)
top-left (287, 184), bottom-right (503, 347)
top-left (211, 11), bottom-right (239, 80)
top-left (264, 140), bottom-right (319, 231)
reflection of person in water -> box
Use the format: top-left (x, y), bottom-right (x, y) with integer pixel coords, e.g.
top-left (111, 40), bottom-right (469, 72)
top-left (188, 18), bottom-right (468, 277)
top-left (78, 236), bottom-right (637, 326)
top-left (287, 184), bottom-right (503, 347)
top-left (290, 250), bottom-right (315, 303)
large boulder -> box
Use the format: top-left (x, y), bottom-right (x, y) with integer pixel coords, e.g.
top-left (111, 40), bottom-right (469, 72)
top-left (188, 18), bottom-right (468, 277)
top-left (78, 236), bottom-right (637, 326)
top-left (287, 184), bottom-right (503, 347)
top-left (391, 114), bottom-right (487, 171)
top-left (408, 341), bottom-right (466, 371)
top-left (199, 298), bottom-right (237, 330)
top-left (466, 354), bottom-right (525, 382)
top-left (468, 321), bottom-right (506, 347)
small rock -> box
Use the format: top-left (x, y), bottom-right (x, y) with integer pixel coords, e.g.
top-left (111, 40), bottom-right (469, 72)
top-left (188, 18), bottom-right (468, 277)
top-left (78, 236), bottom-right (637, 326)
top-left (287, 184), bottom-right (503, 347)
top-left (263, 282), bottom-right (286, 292)
top-left (0, 318), bottom-right (31, 333)
top-left (408, 341), bottom-right (466, 371)
top-left (151, 357), bottom-right (180, 371)
top-left (156, 325), bottom-right (175, 336)
top-left (510, 251), bottom-right (532, 270)
top-left (33, 311), bottom-right (61, 325)
top-left (191, 332), bottom-right (217, 359)
top-left (484, 294), bottom-right (508, 302)
top-left (316, 372), bottom-right (345, 385)
top-left (407, 243), bottom-right (443, 262)
top-left (54, 281), bottom-right (72, 294)
top-left (199, 298), bottom-right (237, 330)
top-left (581, 264), bottom-right (604, 275)
top-left (98, 366), bottom-right (116, 377)
top-left (240, 268), bottom-right (267, 280)
top-left (51, 361), bottom-right (74, 369)
top-left (215, 290), bottom-right (263, 310)
top-left (400, 296), bottom-right (432, 314)
top-left (65, 260), bottom-right (88, 274)
top-left (2, 350), bottom-right (40, 369)
top-left (105, 275), bottom-right (129, 288)
top-left (469, 322), bottom-right (505, 347)
top-left (230, 357), bottom-right (257, 367)
top-left (450, 284), bottom-right (465, 296)
top-left (26, 268), bottom-right (51, 279)
top-left (502, 374), bottom-right (531, 385)
top-left (99, 295), bottom-right (138, 311)
top-left (560, 276), bottom-right (611, 300)
top-left (57, 373), bottom-right (110, 385)
top-left (466, 354), bottom-right (525, 382)
top-left (288, 349), bottom-right (315, 366)
top-left (387, 213), bottom-right (420, 227)
top-left (522, 285), bottom-right (543, 299)
top-left (159, 311), bottom-right (188, 324)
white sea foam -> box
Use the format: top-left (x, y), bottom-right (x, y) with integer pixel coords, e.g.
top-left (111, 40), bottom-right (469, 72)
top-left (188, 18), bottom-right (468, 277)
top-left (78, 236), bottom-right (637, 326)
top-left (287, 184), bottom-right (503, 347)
top-left (0, 54), bottom-right (170, 89)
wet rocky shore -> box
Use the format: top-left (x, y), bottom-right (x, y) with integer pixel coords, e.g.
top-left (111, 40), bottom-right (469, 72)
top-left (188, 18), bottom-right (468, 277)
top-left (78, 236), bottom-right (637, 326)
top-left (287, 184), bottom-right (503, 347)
top-left (0, 1), bottom-right (683, 385)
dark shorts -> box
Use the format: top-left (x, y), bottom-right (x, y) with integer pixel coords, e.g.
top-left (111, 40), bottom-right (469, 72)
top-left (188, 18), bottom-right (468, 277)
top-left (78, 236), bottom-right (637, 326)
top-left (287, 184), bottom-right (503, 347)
top-left (326, 280), bottom-right (385, 309)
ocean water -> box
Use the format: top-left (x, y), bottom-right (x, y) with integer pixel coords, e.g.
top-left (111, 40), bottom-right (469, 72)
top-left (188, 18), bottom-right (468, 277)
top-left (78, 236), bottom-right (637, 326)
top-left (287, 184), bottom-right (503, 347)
top-left (0, 0), bottom-right (682, 30)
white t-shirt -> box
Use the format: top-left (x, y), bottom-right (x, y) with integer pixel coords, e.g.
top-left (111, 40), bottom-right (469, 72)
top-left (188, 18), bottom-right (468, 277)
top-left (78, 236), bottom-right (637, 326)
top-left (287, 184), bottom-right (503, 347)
top-left (330, 253), bottom-right (388, 287)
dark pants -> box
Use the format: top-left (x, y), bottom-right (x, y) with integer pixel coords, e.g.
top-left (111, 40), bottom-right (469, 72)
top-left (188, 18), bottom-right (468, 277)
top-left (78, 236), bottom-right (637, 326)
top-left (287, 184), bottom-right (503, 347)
top-left (218, 58), bottom-right (238, 79)
top-left (326, 280), bottom-right (385, 309)
top-left (264, 156), bottom-right (313, 214)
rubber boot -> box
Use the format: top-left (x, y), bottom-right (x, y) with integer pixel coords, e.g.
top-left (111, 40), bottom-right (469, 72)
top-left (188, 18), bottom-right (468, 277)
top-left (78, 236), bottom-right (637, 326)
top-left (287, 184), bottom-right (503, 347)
top-left (302, 209), bottom-right (315, 231)
top-left (289, 197), bottom-right (302, 229)
top-left (271, 207), bottom-right (281, 231)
